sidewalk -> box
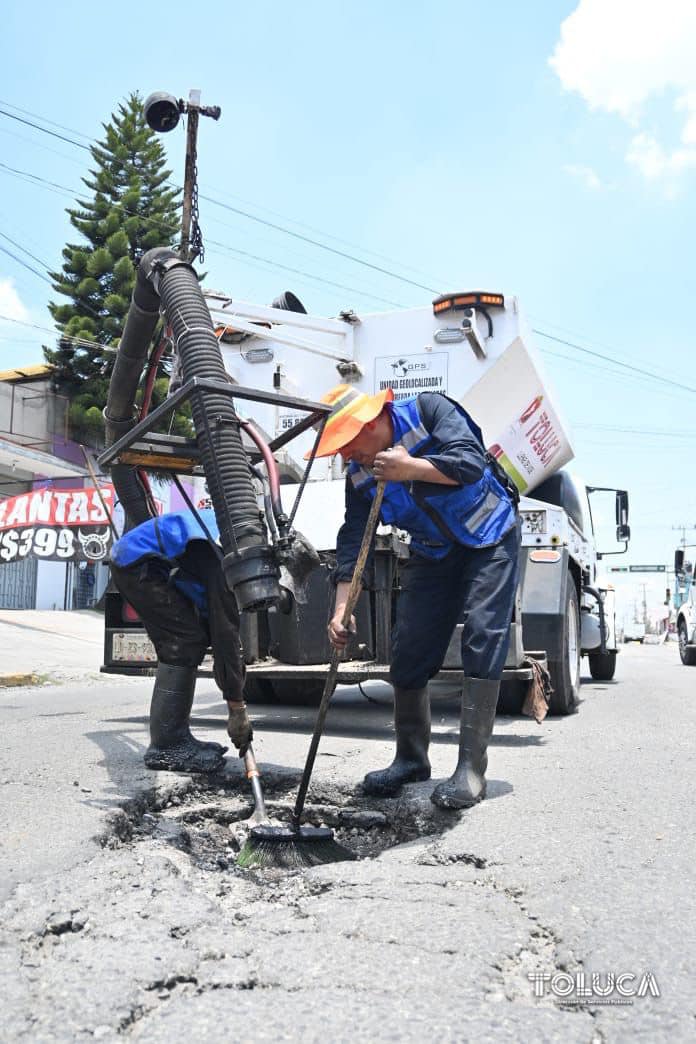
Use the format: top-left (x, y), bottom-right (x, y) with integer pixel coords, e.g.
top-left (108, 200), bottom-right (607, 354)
top-left (0, 609), bottom-right (107, 685)
top-left (0, 611), bottom-right (227, 903)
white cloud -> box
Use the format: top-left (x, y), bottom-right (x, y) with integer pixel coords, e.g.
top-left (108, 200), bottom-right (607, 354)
top-left (0, 278), bottom-right (29, 322)
top-left (626, 133), bottom-right (696, 182)
top-left (550, 0), bottom-right (696, 185)
top-left (563, 164), bottom-right (602, 190)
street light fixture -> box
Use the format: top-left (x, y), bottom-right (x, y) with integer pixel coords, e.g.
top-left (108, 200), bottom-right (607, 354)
top-left (142, 89), bottom-right (221, 261)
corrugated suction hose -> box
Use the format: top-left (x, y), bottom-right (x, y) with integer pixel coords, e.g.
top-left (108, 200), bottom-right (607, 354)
top-left (104, 247), bottom-right (280, 610)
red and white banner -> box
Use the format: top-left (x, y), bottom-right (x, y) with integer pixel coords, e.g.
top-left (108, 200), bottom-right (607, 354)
top-left (0, 486), bottom-right (115, 564)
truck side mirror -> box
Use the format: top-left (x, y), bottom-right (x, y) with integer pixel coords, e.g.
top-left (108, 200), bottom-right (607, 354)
top-left (615, 490), bottom-right (629, 527)
top-left (675, 548), bottom-right (685, 574)
top-left (614, 490), bottom-right (630, 543)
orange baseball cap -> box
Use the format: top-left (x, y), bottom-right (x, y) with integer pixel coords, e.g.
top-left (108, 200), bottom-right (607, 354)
top-left (305, 383), bottom-right (394, 459)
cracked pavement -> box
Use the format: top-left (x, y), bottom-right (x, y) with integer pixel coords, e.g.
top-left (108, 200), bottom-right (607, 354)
top-left (0, 615), bottom-right (693, 1041)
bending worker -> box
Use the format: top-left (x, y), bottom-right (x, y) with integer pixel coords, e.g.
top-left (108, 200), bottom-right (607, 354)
top-left (109, 509), bottom-right (252, 774)
top-left (320, 384), bottom-right (520, 809)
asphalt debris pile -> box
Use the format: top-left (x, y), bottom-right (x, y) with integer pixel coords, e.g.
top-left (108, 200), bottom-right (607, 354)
top-left (117, 775), bottom-right (450, 872)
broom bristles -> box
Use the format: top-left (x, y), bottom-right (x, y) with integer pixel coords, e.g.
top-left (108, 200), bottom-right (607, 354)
top-left (237, 830), bottom-right (355, 869)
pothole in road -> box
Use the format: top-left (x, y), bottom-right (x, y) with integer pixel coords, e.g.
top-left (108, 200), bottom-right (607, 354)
top-left (127, 775), bottom-right (451, 871)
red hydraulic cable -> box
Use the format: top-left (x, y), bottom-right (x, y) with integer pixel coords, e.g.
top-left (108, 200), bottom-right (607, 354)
top-left (238, 418), bottom-right (284, 523)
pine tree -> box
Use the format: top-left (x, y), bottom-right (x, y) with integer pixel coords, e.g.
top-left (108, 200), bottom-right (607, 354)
top-left (46, 92), bottom-right (183, 445)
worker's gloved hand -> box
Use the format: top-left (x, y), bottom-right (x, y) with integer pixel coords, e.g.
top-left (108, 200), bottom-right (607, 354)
top-left (226, 700), bottom-right (253, 754)
top-left (328, 604), bottom-right (356, 651)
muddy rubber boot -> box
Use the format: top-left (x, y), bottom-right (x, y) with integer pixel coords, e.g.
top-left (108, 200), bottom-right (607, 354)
top-left (431, 678), bottom-right (499, 809)
top-left (363, 686), bottom-right (431, 797)
top-left (144, 664), bottom-right (227, 773)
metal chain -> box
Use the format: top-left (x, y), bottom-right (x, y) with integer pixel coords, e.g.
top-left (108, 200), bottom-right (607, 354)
top-left (190, 159), bottom-right (205, 263)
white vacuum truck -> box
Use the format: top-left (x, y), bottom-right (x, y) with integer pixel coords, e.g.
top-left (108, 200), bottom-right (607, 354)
top-left (102, 288), bottom-right (630, 714)
top-left (206, 288), bottom-right (629, 714)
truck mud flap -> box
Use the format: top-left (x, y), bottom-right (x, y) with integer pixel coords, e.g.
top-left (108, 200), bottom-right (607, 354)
top-left (520, 547), bottom-right (571, 662)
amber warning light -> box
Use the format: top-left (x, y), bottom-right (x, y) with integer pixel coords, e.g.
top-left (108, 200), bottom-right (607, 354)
top-left (432, 291), bottom-right (505, 315)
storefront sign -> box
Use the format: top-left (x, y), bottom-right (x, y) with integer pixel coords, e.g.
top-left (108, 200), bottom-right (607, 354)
top-left (0, 486), bottom-right (115, 564)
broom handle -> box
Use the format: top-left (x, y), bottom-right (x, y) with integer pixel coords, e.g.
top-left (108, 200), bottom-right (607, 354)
top-left (291, 481), bottom-right (385, 828)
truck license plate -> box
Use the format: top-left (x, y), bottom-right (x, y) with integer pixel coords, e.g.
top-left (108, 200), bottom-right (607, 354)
top-left (521, 510), bottom-right (547, 535)
top-left (112, 631), bottom-right (157, 663)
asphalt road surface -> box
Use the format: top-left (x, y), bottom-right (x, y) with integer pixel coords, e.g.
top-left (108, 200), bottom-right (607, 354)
top-left (1, 631), bottom-right (693, 1042)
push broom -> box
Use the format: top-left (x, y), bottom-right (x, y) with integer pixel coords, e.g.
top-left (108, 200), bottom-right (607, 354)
top-left (237, 481), bottom-right (386, 869)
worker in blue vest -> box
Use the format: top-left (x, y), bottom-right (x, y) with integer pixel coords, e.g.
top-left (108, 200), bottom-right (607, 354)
top-left (319, 384), bottom-right (520, 809)
top-left (109, 510), bottom-right (251, 773)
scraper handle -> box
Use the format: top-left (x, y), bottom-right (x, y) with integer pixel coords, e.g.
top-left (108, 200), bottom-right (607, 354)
top-left (243, 745), bottom-right (267, 821)
top-left (291, 482), bottom-right (385, 828)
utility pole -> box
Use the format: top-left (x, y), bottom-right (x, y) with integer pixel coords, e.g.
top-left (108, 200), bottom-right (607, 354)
top-left (672, 523), bottom-right (696, 549)
top-left (143, 89), bottom-right (221, 263)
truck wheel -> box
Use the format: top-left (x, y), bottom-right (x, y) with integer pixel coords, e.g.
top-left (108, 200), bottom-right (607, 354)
top-left (547, 580), bottom-right (581, 715)
top-left (244, 677), bottom-right (326, 705)
top-left (588, 650), bottom-right (617, 681)
top-left (678, 621), bottom-right (696, 665)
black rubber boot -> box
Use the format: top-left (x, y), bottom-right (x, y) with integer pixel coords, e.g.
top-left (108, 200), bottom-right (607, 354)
top-left (431, 678), bottom-right (499, 809)
top-left (363, 686), bottom-right (431, 797)
top-left (144, 664), bottom-right (227, 773)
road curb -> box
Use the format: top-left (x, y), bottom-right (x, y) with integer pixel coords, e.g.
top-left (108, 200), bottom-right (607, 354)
top-left (0, 673), bottom-right (39, 688)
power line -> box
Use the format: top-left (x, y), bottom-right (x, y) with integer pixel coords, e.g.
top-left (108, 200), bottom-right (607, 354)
top-left (0, 98), bottom-right (93, 141)
top-left (0, 162), bottom-right (407, 309)
top-left (0, 107), bottom-right (91, 152)
top-left (201, 193), bottom-right (440, 295)
top-left (3, 99), bottom-right (696, 395)
top-left (572, 423), bottom-right (696, 437)
top-left (3, 143), bottom-right (695, 387)
top-left (533, 328), bottom-right (696, 396)
top-left (0, 224), bottom-right (102, 320)
top-left (0, 104), bottom-right (438, 294)
top-left (0, 314), bottom-right (108, 352)
top-left (0, 230), bottom-right (53, 274)
top-left (0, 243), bottom-right (52, 285)
top-left (539, 348), bottom-right (696, 405)
top-left (0, 98), bottom-right (446, 287)
top-left (201, 179), bottom-right (449, 286)
top-left (0, 125), bottom-right (89, 170)
top-left (206, 240), bottom-right (406, 308)
top-left (0, 161), bottom-right (76, 196)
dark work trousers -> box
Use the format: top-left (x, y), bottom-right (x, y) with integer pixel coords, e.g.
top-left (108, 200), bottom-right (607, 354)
top-left (109, 542), bottom-right (245, 702)
top-left (390, 521), bottom-right (520, 689)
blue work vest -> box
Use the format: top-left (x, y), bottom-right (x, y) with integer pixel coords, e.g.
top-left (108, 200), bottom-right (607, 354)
top-left (110, 510), bottom-right (220, 611)
top-left (348, 397), bottom-right (516, 558)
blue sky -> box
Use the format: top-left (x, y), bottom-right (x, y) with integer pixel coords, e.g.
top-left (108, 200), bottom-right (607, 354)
top-left (1, 0), bottom-right (695, 609)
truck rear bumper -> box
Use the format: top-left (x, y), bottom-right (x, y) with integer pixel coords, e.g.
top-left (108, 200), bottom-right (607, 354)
top-left (102, 657), bottom-right (545, 684)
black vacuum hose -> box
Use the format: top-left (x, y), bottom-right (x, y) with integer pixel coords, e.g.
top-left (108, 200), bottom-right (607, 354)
top-left (104, 247), bottom-right (280, 610)
top-left (104, 263), bottom-right (162, 527)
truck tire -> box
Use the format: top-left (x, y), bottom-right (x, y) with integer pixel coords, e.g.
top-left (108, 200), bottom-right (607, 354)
top-left (244, 676), bottom-right (326, 705)
top-left (547, 580), bottom-right (581, 715)
top-left (588, 650), bottom-right (617, 681)
top-left (678, 621), bottom-right (696, 666)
